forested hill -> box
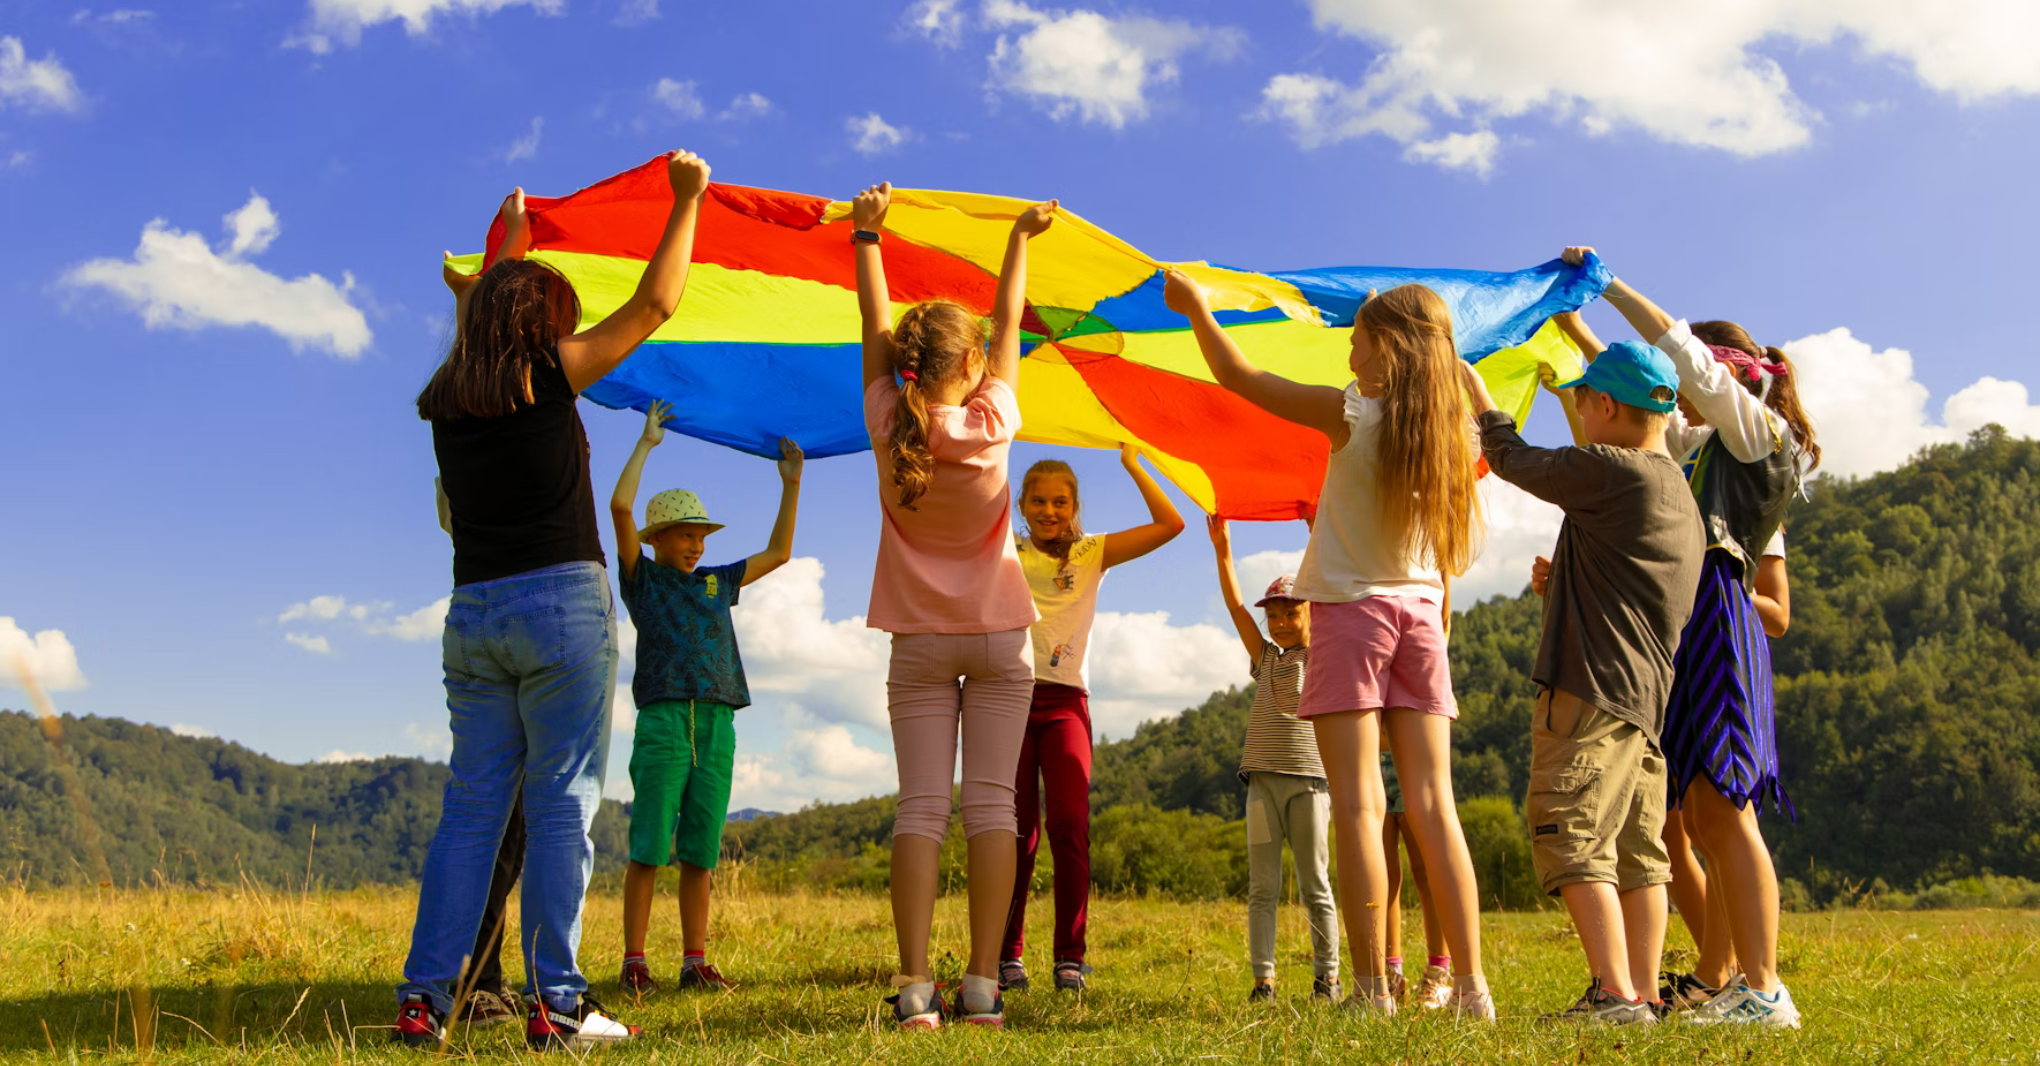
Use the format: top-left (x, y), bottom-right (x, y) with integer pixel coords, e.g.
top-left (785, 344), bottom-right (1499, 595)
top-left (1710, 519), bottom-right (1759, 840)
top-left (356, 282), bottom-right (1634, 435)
top-left (5, 429), bottom-right (2038, 898)
top-left (0, 714), bottom-right (631, 887)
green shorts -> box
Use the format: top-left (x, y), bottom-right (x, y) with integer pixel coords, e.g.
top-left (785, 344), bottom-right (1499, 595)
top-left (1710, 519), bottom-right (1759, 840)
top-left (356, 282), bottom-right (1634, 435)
top-left (627, 699), bottom-right (737, 869)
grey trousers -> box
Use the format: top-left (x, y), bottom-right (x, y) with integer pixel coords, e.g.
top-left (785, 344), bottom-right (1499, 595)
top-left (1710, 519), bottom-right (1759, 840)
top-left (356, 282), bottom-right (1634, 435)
top-left (1245, 771), bottom-right (1340, 979)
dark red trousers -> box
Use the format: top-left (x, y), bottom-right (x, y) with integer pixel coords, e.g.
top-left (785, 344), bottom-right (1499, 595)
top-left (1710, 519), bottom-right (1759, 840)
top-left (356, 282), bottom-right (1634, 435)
top-left (1001, 682), bottom-right (1093, 964)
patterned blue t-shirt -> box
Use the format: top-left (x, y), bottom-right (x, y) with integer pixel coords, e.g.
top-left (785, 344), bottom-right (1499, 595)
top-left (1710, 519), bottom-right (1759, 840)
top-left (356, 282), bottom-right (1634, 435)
top-left (618, 553), bottom-right (750, 710)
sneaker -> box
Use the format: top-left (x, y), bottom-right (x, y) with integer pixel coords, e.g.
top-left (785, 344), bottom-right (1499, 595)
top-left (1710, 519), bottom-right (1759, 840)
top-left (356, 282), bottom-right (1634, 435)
top-left (999, 959), bottom-right (1029, 992)
top-left (1414, 965), bottom-right (1453, 1010)
top-left (526, 994), bottom-right (641, 1049)
top-left (1248, 982), bottom-right (1275, 1003)
top-left (958, 987), bottom-right (1006, 1028)
top-left (1541, 979), bottom-right (1655, 1025)
top-left (1344, 992), bottom-right (1398, 1016)
top-left (1451, 988), bottom-right (1498, 1022)
top-left (1659, 970), bottom-right (1717, 1012)
top-left (886, 981), bottom-right (944, 1031)
top-left (1052, 960), bottom-right (1090, 992)
top-left (620, 958), bottom-right (658, 995)
top-left (459, 988), bottom-right (518, 1027)
top-left (1684, 982), bottom-right (1802, 1029)
top-left (1312, 974), bottom-right (1343, 1003)
top-left (676, 961), bottom-right (731, 992)
top-left (392, 994), bottom-right (445, 1048)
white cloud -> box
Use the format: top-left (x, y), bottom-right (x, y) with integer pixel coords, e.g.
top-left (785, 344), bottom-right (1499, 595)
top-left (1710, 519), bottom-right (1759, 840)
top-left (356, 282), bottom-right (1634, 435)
top-left (1, 618), bottom-right (87, 692)
top-left (280, 594), bottom-right (373, 624)
top-left (405, 721), bottom-right (453, 760)
top-left (365, 597), bottom-right (449, 641)
top-left (614, 0), bottom-right (658, 25)
top-left (3, 148), bottom-right (31, 171)
top-left (503, 115), bottom-right (543, 162)
top-left (318, 749), bottom-right (374, 763)
top-left (1780, 328), bottom-right (2040, 479)
top-left (719, 92), bottom-right (773, 122)
top-left (1266, 0), bottom-right (2040, 169)
top-left (983, 0), bottom-right (1242, 129)
top-left (651, 78), bottom-right (704, 120)
top-left (1402, 130), bottom-right (1500, 177)
top-left (847, 112), bottom-right (908, 156)
top-left (727, 715), bottom-right (896, 811)
top-left (1086, 610), bottom-right (1242, 738)
top-left (732, 557), bottom-right (890, 729)
top-left (1458, 477), bottom-right (1565, 605)
top-left (284, 632), bottom-right (333, 655)
top-left (61, 191), bottom-right (372, 358)
top-left (0, 37), bottom-right (84, 114)
top-left (291, 0), bottom-right (562, 54)
top-left (170, 723), bottom-right (214, 738)
top-left (906, 0), bottom-right (966, 46)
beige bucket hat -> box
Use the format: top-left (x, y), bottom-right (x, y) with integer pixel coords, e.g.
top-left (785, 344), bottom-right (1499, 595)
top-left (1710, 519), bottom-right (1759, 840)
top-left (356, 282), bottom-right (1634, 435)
top-left (640, 489), bottom-right (725, 542)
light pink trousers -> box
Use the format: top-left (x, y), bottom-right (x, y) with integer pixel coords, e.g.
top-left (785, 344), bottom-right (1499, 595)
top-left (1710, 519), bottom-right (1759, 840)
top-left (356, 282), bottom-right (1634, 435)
top-left (887, 629), bottom-right (1035, 843)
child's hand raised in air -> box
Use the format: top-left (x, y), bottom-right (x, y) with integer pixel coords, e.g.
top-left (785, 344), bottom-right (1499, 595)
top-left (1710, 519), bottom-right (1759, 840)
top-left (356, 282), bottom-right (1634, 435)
top-left (1206, 513), bottom-right (1230, 551)
top-left (1560, 245), bottom-right (1596, 267)
top-left (852, 182), bottom-right (891, 231)
top-left (667, 150), bottom-right (712, 201)
top-left (640, 399), bottom-right (671, 447)
top-left (1530, 554), bottom-right (1551, 597)
top-left (1537, 361), bottom-right (1564, 396)
top-left (1161, 270), bottom-right (1208, 316)
top-left (497, 187), bottom-right (533, 261)
top-left (1012, 199), bottom-right (1058, 239)
top-left (776, 437), bottom-right (804, 484)
top-left (441, 251), bottom-right (478, 298)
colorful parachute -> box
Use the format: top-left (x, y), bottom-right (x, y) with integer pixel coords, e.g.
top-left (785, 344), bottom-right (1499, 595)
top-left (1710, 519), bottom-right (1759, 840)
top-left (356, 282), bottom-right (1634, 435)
top-left (452, 157), bottom-right (1609, 520)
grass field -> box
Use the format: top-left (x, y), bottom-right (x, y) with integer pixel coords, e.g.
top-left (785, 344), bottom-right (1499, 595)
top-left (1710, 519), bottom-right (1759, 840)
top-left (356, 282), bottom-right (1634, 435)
top-left (5, 873), bottom-right (2039, 1064)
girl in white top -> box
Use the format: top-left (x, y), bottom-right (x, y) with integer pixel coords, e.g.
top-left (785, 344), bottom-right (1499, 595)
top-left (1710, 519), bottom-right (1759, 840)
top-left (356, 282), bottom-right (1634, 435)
top-left (998, 445), bottom-right (1184, 992)
top-left (1163, 272), bottom-right (1494, 1019)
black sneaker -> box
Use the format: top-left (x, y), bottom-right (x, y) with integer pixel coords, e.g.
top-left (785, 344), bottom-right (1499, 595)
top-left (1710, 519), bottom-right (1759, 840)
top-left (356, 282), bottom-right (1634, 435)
top-left (459, 988), bottom-right (518, 1027)
top-left (1658, 970), bottom-right (1717, 1012)
top-left (675, 961), bottom-right (731, 991)
top-left (392, 993), bottom-right (445, 1048)
top-left (1052, 960), bottom-right (1090, 992)
top-left (526, 993), bottom-right (641, 1049)
top-left (885, 983), bottom-right (945, 1030)
top-left (999, 959), bottom-right (1029, 991)
top-left (1541, 978), bottom-right (1655, 1025)
top-left (1312, 973), bottom-right (1343, 1002)
top-left (1248, 982), bottom-right (1275, 1003)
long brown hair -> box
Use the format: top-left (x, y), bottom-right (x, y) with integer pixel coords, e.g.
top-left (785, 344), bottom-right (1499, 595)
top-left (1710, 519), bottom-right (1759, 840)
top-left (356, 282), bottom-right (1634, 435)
top-left (1019, 459), bottom-right (1083, 560)
top-left (1690, 320), bottom-right (1822, 473)
top-left (887, 300), bottom-right (988, 509)
top-left (1359, 285), bottom-right (1482, 576)
top-left (417, 259), bottom-right (581, 422)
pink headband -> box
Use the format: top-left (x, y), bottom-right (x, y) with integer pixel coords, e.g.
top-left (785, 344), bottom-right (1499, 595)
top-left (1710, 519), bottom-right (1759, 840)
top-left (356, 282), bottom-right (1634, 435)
top-left (1707, 344), bottom-right (1789, 386)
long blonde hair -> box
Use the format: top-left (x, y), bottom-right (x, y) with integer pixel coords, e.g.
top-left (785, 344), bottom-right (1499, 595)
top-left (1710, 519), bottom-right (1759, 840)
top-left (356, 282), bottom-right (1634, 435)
top-left (1360, 285), bottom-right (1482, 576)
top-left (887, 300), bottom-right (988, 509)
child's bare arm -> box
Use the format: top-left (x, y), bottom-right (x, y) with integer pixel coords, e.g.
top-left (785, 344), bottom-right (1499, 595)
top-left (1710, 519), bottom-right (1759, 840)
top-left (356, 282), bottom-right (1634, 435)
top-left (1539, 362), bottom-right (1588, 446)
top-left (1101, 445), bottom-right (1185, 569)
top-left (1164, 270), bottom-right (1347, 443)
top-left (1208, 516), bottom-right (1264, 662)
top-left (742, 438), bottom-right (804, 586)
top-left (1753, 554), bottom-right (1790, 637)
top-left (559, 151), bottom-right (711, 392)
top-left (852, 183), bottom-right (896, 388)
top-left (610, 401), bottom-right (669, 581)
top-left (434, 477), bottom-right (452, 538)
top-left (988, 201), bottom-right (1058, 388)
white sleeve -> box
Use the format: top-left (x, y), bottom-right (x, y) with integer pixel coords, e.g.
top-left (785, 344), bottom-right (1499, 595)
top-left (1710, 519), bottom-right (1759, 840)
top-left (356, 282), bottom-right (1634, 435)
top-left (1764, 526), bottom-right (1786, 558)
top-left (1663, 405), bottom-right (1707, 460)
top-left (1654, 319), bottom-right (1781, 464)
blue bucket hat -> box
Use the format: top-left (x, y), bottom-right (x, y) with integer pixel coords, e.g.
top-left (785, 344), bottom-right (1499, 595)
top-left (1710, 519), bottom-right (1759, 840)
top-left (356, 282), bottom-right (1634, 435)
top-left (1554, 339), bottom-right (1679, 413)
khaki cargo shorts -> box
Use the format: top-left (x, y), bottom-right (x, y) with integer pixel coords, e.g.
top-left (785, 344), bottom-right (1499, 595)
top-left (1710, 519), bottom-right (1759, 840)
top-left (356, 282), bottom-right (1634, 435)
top-left (1526, 688), bottom-right (1671, 895)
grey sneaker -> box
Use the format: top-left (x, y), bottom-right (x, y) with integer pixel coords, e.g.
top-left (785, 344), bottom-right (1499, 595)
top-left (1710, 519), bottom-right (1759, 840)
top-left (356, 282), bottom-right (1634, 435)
top-left (1052, 960), bottom-right (1090, 992)
top-left (1684, 982), bottom-right (1802, 1029)
top-left (1312, 973), bottom-right (1342, 1002)
top-left (1542, 978), bottom-right (1655, 1025)
top-left (999, 959), bottom-right (1029, 991)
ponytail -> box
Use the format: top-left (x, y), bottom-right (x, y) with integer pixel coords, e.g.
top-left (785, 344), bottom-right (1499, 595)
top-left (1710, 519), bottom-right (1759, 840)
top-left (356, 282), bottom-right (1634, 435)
top-left (886, 300), bottom-right (987, 509)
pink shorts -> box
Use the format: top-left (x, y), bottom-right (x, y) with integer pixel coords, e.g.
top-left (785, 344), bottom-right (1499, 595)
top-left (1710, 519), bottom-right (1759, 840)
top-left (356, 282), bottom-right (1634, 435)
top-left (1296, 595), bottom-right (1458, 720)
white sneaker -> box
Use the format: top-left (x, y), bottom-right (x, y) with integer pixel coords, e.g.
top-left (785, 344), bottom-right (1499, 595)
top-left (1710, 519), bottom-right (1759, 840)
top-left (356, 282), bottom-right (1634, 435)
top-left (1414, 965), bottom-right (1454, 1010)
top-left (1684, 982), bottom-right (1802, 1029)
top-left (1451, 988), bottom-right (1497, 1022)
top-left (1344, 992), bottom-right (1398, 1016)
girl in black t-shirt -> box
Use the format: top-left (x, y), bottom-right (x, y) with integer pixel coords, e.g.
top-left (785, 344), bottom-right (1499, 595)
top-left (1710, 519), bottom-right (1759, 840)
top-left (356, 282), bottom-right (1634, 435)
top-left (394, 151), bottom-right (712, 1051)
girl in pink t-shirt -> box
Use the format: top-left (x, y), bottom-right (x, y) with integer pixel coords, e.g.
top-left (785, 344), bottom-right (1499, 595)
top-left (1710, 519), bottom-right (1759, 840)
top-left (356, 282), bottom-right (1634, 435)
top-left (851, 182), bottom-right (1058, 1031)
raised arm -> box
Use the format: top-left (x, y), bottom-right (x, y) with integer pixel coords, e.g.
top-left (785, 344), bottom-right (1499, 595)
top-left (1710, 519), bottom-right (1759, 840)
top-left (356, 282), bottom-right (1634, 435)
top-left (1551, 309), bottom-right (1605, 364)
top-left (852, 183), bottom-right (896, 388)
top-left (1207, 516), bottom-right (1264, 663)
top-left (742, 438), bottom-right (804, 586)
top-left (1538, 362), bottom-right (1588, 447)
top-left (1101, 444), bottom-right (1186, 569)
top-left (1162, 271), bottom-right (1347, 443)
top-left (558, 151), bottom-right (712, 393)
top-left (609, 401), bottom-right (669, 581)
top-left (987, 200), bottom-right (1059, 388)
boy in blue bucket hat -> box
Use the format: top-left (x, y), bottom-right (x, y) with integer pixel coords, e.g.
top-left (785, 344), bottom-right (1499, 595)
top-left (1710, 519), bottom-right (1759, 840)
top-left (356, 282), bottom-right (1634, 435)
top-left (1458, 339), bottom-right (1705, 1025)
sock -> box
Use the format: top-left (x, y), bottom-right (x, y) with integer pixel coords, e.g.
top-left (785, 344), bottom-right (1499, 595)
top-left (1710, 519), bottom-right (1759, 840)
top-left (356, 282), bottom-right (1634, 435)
top-left (1428, 955), bottom-right (1451, 971)
top-left (623, 952), bottom-right (646, 966)
top-left (683, 951), bottom-right (706, 971)
top-left (892, 977), bottom-right (934, 1017)
top-left (1452, 973), bottom-right (1490, 997)
top-left (962, 973), bottom-right (1001, 1013)
top-left (1386, 957), bottom-right (1404, 975)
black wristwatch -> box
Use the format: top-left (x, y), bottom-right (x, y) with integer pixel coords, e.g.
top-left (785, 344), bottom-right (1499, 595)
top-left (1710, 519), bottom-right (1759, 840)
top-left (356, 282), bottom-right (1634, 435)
top-left (851, 229), bottom-right (882, 245)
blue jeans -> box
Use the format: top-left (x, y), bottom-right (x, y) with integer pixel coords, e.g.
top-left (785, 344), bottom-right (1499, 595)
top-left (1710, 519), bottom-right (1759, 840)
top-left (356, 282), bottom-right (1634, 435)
top-left (399, 561), bottom-right (618, 1014)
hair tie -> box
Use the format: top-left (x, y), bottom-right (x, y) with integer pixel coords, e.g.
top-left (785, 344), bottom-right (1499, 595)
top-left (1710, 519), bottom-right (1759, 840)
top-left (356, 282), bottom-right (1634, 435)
top-left (1706, 343), bottom-right (1789, 383)
top-left (899, 369), bottom-right (919, 383)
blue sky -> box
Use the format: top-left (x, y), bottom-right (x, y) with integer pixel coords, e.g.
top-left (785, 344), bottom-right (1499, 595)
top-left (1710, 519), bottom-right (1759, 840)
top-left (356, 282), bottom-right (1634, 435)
top-left (5, 0), bottom-right (2039, 809)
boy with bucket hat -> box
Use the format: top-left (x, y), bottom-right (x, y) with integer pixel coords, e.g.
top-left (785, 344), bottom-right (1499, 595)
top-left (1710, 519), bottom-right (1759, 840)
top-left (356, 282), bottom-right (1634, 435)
top-left (1461, 341), bottom-right (1705, 1024)
top-left (1208, 517), bottom-right (1340, 1005)
top-left (609, 400), bottom-right (804, 995)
